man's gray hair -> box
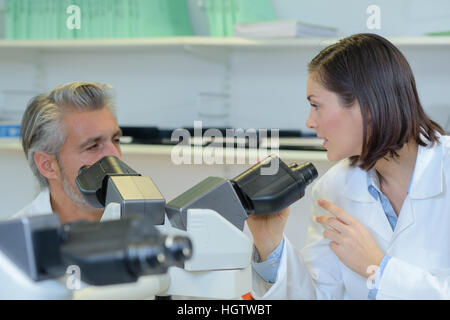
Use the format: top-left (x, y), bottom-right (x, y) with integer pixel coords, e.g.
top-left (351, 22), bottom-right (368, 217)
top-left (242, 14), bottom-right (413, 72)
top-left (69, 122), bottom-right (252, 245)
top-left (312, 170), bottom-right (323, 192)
top-left (20, 81), bottom-right (117, 188)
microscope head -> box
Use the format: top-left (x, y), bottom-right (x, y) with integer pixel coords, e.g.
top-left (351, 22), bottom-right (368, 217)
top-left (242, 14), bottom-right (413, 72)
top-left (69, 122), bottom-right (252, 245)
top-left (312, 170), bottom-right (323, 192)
top-left (76, 156), bottom-right (166, 224)
top-left (231, 155), bottom-right (318, 215)
top-left (166, 155), bottom-right (318, 231)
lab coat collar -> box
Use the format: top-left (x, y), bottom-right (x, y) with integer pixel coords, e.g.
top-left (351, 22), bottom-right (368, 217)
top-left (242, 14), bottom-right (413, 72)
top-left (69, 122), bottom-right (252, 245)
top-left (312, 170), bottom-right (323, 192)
top-left (340, 134), bottom-right (445, 243)
top-left (342, 134), bottom-right (444, 202)
top-left (407, 137), bottom-right (444, 200)
top-left (341, 167), bottom-right (376, 203)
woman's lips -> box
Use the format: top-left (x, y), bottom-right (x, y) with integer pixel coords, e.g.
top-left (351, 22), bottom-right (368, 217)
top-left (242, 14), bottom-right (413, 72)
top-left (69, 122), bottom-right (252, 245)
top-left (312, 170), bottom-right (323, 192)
top-left (318, 136), bottom-right (328, 147)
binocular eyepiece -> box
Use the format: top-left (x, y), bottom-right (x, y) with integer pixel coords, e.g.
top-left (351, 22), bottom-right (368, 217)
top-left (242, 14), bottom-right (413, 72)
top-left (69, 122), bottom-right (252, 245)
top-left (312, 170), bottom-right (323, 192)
top-left (165, 155), bottom-right (319, 231)
top-left (231, 155), bottom-right (318, 215)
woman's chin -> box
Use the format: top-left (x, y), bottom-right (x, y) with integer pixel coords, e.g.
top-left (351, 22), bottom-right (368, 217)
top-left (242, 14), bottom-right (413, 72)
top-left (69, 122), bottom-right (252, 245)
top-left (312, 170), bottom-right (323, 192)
top-left (326, 151), bottom-right (345, 162)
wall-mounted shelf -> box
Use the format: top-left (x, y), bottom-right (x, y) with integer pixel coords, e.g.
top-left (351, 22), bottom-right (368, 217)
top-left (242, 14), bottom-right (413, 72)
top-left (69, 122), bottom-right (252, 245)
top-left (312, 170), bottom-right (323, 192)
top-left (1, 36), bottom-right (450, 52)
top-left (2, 36), bottom-right (448, 67)
top-left (0, 138), bottom-right (329, 162)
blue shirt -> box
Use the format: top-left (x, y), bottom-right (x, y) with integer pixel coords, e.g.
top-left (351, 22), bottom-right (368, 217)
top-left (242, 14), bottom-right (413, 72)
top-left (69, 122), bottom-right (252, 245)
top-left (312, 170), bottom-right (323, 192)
top-left (252, 169), bottom-right (414, 298)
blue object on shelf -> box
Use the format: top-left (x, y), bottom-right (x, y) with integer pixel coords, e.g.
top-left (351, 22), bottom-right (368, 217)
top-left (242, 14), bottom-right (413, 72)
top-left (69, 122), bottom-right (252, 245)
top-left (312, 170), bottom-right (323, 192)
top-left (0, 125), bottom-right (21, 137)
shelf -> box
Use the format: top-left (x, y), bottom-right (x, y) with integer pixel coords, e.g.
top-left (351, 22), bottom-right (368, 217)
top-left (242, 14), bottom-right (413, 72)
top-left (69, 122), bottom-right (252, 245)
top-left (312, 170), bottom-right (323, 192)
top-left (123, 143), bottom-right (329, 162)
top-left (0, 37), bottom-right (325, 51)
top-left (1, 36), bottom-right (450, 52)
top-left (0, 139), bottom-right (23, 152)
top-left (0, 138), bottom-right (329, 162)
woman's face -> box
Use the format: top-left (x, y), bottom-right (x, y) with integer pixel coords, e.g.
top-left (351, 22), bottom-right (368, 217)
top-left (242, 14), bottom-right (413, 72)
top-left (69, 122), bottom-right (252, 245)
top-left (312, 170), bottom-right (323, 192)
top-left (305, 73), bottom-right (364, 162)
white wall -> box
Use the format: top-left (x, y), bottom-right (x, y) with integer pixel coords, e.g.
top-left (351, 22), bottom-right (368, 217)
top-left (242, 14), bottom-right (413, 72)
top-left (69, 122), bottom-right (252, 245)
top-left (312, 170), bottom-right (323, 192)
top-left (2, 42), bottom-right (448, 132)
top-left (0, 147), bottom-right (39, 218)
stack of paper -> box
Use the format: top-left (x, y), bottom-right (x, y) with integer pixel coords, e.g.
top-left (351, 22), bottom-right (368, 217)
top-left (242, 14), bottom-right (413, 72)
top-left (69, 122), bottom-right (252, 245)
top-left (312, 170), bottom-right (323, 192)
top-left (4, 0), bottom-right (193, 39)
top-left (234, 20), bottom-right (338, 38)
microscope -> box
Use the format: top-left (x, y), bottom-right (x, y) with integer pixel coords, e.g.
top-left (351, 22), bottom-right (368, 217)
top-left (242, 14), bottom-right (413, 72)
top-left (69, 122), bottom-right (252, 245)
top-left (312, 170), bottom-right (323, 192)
top-left (0, 155), bottom-right (317, 299)
top-left (0, 208), bottom-right (192, 299)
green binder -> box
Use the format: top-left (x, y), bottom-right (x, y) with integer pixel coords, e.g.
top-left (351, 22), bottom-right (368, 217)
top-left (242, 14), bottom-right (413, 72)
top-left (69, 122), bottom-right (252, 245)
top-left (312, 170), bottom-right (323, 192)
top-left (5, 0), bottom-right (17, 39)
top-left (4, 0), bottom-right (194, 40)
top-left (206, 0), bottom-right (277, 37)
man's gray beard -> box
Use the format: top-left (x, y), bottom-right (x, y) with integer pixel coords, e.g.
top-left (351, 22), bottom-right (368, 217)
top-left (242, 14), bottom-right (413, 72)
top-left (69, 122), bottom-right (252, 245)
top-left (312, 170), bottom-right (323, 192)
top-left (59, 162), bottom-right (95, 212)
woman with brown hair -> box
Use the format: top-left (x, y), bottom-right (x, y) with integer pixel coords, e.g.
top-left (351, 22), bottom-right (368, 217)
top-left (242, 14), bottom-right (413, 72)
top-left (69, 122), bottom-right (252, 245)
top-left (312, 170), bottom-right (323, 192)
top-left (248, 33), bottom-right (449, 299)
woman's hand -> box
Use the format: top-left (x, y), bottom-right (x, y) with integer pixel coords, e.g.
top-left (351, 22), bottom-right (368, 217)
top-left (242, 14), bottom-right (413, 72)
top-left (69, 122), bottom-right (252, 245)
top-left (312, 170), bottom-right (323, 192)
top-left (316, 199), bottom-right (384, 278)
top-left (246, 207), bottom-right (290, 261)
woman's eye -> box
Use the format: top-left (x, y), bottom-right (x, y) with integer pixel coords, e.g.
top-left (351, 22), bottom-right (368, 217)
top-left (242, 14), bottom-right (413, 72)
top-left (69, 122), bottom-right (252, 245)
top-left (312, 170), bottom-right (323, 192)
top-left (311, 104), bottom-right (319, 110)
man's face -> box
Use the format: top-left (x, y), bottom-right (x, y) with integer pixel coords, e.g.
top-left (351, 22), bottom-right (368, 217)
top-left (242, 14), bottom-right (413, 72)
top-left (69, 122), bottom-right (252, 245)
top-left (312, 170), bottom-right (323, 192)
top-left (56, 108), bottom-right (122, 210)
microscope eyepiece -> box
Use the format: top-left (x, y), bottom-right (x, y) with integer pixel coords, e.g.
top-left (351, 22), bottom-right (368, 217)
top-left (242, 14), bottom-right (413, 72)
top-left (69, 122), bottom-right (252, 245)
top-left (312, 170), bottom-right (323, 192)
top-left (231, 155), bottom-right (318, 216)
top-left (290, 162), bottom-right (318, 186)
top-left (75, 155), bottom-right (141, 208)
top-left (78, 165), bottom-right (90, 176)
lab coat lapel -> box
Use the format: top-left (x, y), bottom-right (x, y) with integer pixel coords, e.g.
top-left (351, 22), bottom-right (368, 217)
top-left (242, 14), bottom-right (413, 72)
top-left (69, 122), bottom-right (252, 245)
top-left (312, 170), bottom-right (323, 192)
top-left (365, 202), bottom-right (394, 243)
top-left (342, 168), bottom-right (393, 243)
top-left (340, 135), bottom-right (445, 246)
top-left (408, 138), bottom-right (444, 200)
top-left (391, 138), bottom-right (444, 240)
top-left (390, 197), bottom-right (414, 243)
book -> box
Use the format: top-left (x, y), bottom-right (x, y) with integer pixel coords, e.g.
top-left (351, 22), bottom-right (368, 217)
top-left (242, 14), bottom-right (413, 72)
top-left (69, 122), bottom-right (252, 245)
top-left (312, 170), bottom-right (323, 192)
top-left (5, 0), bottom-right (16, 39)
top-left (234, 20), bottom-right (338, 38)
top-left (4, 0), bottom-right (193, 39)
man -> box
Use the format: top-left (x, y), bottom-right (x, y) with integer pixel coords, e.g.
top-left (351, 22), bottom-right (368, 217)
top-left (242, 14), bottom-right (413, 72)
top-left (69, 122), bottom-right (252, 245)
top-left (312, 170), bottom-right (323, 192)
top-left (12, 81), bottom-right (123, 223)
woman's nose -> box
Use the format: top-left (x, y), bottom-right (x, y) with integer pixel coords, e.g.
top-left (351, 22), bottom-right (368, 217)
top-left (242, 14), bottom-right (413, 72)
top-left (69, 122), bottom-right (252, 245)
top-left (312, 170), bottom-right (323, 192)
top-left (306, 112), bottom-right (317, 129)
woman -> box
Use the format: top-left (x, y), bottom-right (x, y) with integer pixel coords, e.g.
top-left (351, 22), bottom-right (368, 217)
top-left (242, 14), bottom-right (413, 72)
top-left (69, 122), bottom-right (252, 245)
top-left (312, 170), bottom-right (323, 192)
top-left (248, 33), bottom-right (449, 299)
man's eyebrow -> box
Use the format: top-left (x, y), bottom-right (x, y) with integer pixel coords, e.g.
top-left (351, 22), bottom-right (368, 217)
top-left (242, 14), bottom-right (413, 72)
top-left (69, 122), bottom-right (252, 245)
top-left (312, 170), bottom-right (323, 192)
top-left (79, 136), bottom-right (102, 149)
top-left (79, 129), bottom-right (122, 149)
top-left (115, 128), bottom-right (123, 137)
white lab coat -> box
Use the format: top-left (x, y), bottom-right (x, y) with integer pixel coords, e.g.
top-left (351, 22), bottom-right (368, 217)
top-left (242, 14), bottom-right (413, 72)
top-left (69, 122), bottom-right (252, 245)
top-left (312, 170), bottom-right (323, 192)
top-left (11, 188), bottom-right (121, 222)
top-left (252, 135), bottom-right (450, 300)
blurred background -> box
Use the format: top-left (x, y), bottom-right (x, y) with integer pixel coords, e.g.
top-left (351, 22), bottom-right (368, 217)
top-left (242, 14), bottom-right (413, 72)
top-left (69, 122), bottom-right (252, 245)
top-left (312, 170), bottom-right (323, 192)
top-left (0, 0), bottom-right (449, 248)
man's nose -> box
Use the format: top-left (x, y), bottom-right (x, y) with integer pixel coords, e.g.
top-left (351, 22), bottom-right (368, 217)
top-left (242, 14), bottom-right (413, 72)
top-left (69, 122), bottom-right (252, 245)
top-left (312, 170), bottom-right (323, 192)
top-left (102, 141), bottom-right (122, 160)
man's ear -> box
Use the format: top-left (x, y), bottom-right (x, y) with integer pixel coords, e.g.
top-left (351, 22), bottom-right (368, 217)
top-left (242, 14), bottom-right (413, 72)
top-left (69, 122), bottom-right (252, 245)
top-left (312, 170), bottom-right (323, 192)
top-left (33, 151), bottom-right (60, 181)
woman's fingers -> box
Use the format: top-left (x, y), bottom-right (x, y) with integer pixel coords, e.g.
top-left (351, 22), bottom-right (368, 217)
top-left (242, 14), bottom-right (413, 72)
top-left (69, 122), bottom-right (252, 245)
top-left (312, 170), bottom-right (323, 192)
top-left (317, 198), bottom-right (357, 226)
top-left (316, 215), bottom-right (348, 233)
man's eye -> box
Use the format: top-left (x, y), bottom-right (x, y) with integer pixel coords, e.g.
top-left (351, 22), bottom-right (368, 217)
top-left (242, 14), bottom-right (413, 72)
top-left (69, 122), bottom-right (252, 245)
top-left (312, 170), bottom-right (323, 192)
top-left (113, 138), bottom-right (121, 144)
top-left (86, 144), bottom-right (98, 151)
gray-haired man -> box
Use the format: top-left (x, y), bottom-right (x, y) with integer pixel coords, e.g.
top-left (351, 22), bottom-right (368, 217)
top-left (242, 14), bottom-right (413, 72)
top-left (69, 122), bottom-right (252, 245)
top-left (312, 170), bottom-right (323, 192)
top-left (12, 81), bottom-right (123, 223)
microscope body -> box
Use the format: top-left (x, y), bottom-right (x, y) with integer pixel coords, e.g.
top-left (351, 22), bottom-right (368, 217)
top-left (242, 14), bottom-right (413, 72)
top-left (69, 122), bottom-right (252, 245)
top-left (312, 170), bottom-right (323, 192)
top-left (163, 155), bottom-right (317, 298)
